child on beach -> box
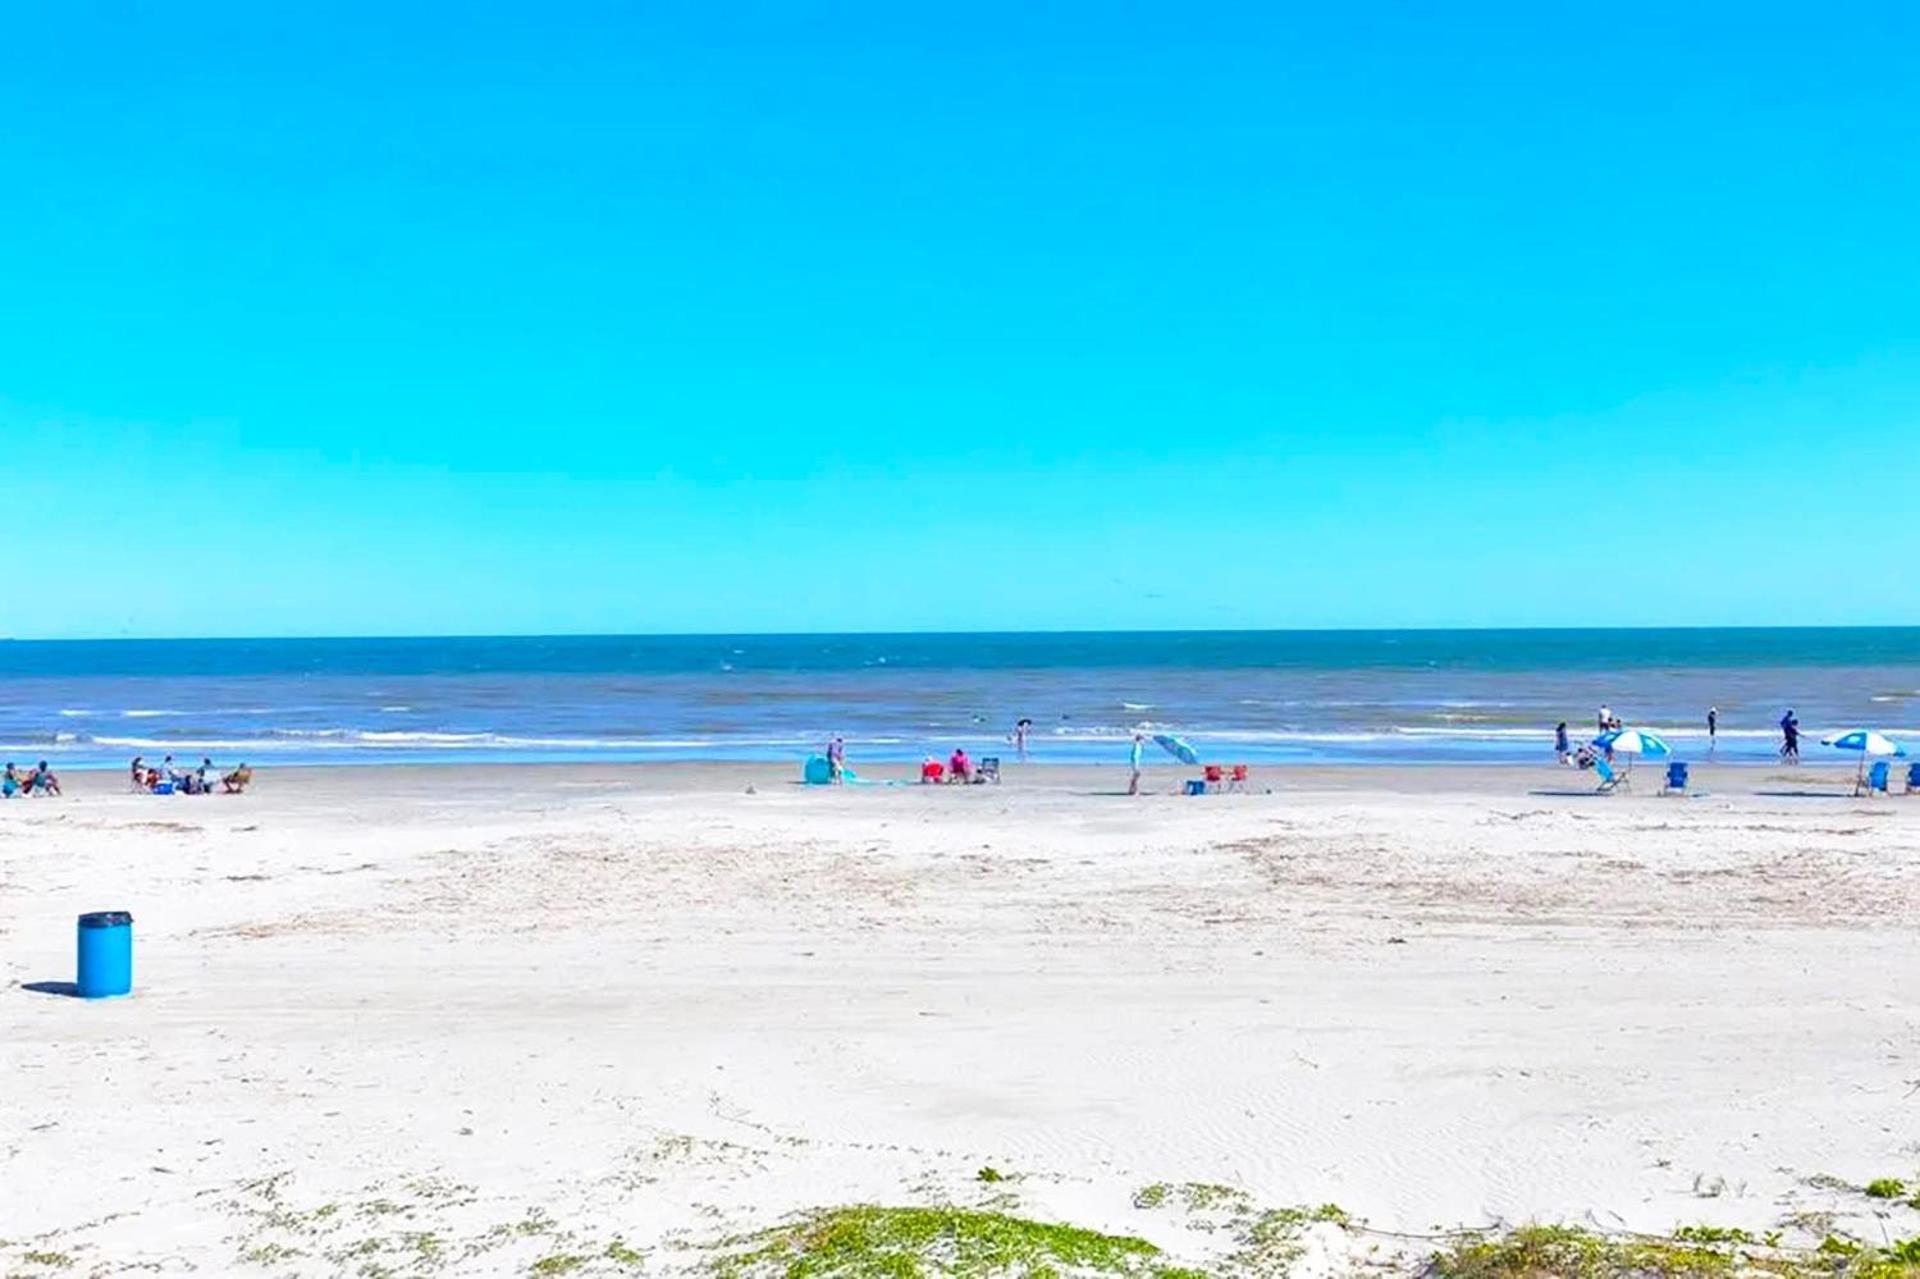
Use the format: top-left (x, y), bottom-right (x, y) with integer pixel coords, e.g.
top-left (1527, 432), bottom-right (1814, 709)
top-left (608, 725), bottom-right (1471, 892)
top-left (1128, 732), bottom-right (1145, 795)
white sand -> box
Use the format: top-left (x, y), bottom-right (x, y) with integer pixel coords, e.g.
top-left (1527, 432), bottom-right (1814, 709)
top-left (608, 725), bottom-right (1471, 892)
top-left (4, 761), bottom-right (1919, 1274)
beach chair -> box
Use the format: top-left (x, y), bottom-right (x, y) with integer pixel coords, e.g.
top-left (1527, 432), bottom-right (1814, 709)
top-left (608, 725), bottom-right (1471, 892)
top-left (978, 756), bottom-right (1001, 783)
top-left (1594, 757), bottom-right (1621, 792)
top-left (1202, 764), bottom-right (1224, 792)
top-left (1906, 762), bottom-right (1920, 794)
top-left (1857, 760), bottom-right (1891, 797)
top-left (1660, 761), bottom-right (1689, 796)
top-left (920, 760), bottom-right (944, 784)
top-left (1227, 764), bottom-right (1249, 793)
top-left (221, 766), bottom-right (253, 794)
top-left (1183, 779), bottom-right (1207, 796)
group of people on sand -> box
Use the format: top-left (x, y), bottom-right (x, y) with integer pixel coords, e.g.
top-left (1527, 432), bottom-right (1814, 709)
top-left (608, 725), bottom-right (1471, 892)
top-left (821, 732), bottom-right (1010, 786)
top-left (131, 754), bottom-right (252, 794)
top-left (2, 761), bottom-right (61, 797)
top-left (919, 746), bottom-right (994, 784)
top-left (1553, 705), bottom-right (1807, 765)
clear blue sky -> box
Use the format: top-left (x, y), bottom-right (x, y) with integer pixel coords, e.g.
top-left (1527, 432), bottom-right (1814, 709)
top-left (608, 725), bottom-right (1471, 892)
top-left (4, 2), bottom-right (1917, 638)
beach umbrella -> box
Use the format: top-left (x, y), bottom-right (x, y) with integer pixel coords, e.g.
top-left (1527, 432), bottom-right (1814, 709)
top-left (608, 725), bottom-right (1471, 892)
top-left (1820, 729), bottom-right (1906, 756)
top-left (1592, 727), bottom-right (1671, 778)
top-left (1152, 733), bottom-right (1201, 765)
top-left (1820, 729), bottom-right (1906, 787)
top-left (1592, 728), bottom-right (1672, 758)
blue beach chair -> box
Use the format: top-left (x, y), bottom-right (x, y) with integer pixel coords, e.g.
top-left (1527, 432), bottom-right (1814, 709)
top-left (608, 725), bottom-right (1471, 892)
top-left (1906, 762), bottom-right (1920, 794)
top-left (1858, 760), bottom-right (1891, 797)
top-left (1661, 761), bottom-right (1689, 795)
top-left (1594, 757), bottom-right (1621, 792)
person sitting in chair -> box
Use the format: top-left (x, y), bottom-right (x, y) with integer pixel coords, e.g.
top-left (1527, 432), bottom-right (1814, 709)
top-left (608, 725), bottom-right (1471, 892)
top-left (222, 763), bottom-right (254, 793)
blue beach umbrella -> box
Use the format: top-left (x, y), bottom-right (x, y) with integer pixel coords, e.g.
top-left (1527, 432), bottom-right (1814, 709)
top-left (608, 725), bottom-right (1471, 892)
top-left (1820, 729), bottom-right (1905, 787)
top-left (1593, 728), bottom-right (1673, 758)
top-left (1153, 733), bottom-right (1201, 765)
top-left (1593, 727), bottom-right (1671, 778)
top-left (1820, 729), bottom-right (1906, 756)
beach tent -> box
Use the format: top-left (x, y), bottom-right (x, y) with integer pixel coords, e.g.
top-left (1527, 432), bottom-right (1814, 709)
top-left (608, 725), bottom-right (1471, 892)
top-left (802, 754), bottom-right (834, 785)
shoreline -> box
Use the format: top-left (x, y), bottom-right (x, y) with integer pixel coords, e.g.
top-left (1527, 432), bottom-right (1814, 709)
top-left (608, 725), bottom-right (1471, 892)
top-left (5, 755), bottom-right (1887, 798)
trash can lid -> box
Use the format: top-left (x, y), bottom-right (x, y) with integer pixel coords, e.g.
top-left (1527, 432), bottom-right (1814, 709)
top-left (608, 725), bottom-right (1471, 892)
top-left (78, 911), bottom-right (133, 928)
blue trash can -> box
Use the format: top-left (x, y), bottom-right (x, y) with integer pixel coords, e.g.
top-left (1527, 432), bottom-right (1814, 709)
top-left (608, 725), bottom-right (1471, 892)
top-left (76, 911), bottom-right (134, 998)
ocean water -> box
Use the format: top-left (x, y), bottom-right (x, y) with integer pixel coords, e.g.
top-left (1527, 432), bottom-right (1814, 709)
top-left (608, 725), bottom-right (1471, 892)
top-left (2, 630), bottom-right (1916, 770)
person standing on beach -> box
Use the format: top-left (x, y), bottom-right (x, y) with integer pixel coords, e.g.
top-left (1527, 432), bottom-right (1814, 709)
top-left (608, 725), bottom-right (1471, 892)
top-left (1707, 707), bottom-right (1718, 753)
top-left (1779, 710), bottom-right (1800, 763)
top-left (1554, 722), bottom-right (1571, 764)
top-left (1597, 705), bottom-right (1612, 734)
top-left (1012, 717), bottom-right (1032, 762)
top-left (826, 735), bottom-right (846, 783)
top-left (1128, 732), bottom-right (1145, 795)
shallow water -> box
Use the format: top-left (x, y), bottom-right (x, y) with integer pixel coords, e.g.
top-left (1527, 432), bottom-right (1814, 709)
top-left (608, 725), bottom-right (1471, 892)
top-left (2, 629), bottom-right (1915, 769)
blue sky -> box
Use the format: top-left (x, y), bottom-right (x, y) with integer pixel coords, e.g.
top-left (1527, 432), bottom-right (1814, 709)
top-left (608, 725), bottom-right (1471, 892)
top-left (3, 2), bottom-right (1917, 638)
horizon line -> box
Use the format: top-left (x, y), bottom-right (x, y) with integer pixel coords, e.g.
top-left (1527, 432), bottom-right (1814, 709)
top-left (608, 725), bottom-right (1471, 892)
top-left (5, 623), bottom-right (1920, 644)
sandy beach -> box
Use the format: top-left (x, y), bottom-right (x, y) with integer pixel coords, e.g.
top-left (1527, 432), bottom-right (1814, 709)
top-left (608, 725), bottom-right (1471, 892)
top-left (4, 760), bottom-right (1919, 1275)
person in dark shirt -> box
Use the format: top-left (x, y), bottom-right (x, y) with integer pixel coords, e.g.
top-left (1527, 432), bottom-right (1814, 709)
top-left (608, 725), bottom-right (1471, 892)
top-left (1779, 710), bottom-right (1800, 763)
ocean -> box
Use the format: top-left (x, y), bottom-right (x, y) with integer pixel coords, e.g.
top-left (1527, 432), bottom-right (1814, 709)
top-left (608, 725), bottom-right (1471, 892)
top-left (2, 629), bottom-right (1916, 770)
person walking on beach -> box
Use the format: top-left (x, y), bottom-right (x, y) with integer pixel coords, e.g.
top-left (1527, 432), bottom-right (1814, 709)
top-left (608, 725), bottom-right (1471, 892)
top-left (1554, 722), bottom-right (1571, 764)
top-left (1012, 717), bottom-right (1032, 762)
top-left (826, 735), bottom-right (846, 783)
top-left (1597, 705), bottom-right (1612, 734)
top-left (1128, 731), bottom-right (1146, 795)
top-left (1707, 707), bottom-right (1718, 753)
top-left (1779, 710), bottom-right (1800, 763)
